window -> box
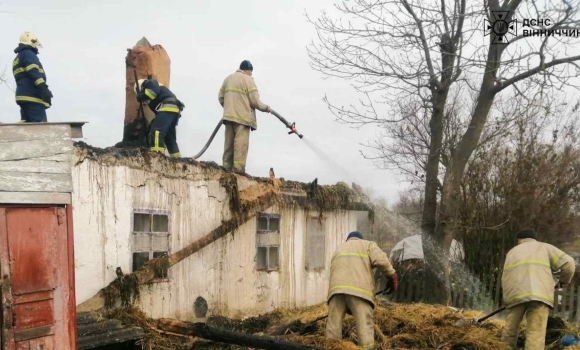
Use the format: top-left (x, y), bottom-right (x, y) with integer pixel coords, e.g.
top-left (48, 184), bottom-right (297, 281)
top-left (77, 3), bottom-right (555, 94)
top-left (306, 217), bottom-right (326, 270)
top-left (256, 213), bottom-right (280, 271)
top-left (132, 210), bottom-right (170, 275)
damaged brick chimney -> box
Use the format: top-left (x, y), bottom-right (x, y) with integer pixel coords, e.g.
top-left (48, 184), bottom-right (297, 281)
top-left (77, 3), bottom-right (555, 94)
top-left (119, 37), bottom-right (171, 148)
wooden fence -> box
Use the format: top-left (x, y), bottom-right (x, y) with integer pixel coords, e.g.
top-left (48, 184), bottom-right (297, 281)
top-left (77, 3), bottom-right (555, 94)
top-left (379, 266), bottom-right (580, 323)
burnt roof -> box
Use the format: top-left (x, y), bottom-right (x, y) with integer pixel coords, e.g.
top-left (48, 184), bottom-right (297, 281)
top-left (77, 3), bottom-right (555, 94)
top-left (77, 311), bottom-right (145, 349)
top-left (73, 142), bottom-right (372, 213)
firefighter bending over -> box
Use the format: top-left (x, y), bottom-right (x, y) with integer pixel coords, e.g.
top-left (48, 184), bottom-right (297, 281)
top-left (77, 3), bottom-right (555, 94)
top-left (135, 78), bottom-right (184, 158)
top-left (326, 231), bottom-right (398, 350)
top-left (501, 228), bottom-right (575, 350)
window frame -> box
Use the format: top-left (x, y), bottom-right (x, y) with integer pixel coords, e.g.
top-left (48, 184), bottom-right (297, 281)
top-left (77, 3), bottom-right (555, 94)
top-left (256, 213), bottom-right (280, 272)
top-left (131, 209), bottom-right (171, 280)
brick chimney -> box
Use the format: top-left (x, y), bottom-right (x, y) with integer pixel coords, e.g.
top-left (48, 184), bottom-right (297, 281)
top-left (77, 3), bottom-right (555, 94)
top-left (124, 37), bottom-right (171, 125)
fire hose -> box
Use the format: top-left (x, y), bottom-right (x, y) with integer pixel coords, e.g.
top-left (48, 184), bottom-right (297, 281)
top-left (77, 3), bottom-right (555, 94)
top-left (191, 109), bottom-right (303, 160)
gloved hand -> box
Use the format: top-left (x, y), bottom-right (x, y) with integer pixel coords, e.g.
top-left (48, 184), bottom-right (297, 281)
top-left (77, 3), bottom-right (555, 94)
top-left (38, 83), bottom-right (53, 106)
top-left (136, 92), bottom-right (148, 102)
top-left (386, 273), bottom-right (398, 294)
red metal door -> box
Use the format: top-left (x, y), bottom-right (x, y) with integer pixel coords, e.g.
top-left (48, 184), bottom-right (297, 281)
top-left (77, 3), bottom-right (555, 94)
top-left (0, 207), bottom-right (73, 350)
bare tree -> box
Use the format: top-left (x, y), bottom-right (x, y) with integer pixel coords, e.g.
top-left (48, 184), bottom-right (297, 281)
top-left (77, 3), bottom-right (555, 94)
top-left (309, 0), bottom-right (580, 303)
top-left (457, 97), bottom-right (580, 284)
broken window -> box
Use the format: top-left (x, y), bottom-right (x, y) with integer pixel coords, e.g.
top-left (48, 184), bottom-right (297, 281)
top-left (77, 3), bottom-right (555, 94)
top-left (306, 216), bottom-right (326, 270)
top-left (132, 210), bottom-right (170, 276)
top-left (256, 213), bottom-right (280, 271)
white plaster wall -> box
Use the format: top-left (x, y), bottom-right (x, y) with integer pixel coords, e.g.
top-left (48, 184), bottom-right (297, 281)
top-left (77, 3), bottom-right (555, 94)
top-left (72, 156), bottom-right (368, 319)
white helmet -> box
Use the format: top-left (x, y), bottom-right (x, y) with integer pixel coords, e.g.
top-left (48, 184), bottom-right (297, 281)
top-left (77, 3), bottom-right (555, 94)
top-left (134, 79), bottom-right (147, 94)
top-left (19, 32), bottom-right (42, 49)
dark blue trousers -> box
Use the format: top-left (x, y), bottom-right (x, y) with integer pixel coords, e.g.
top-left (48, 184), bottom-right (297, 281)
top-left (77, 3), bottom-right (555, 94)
top-left (149, 112), bottom-right (180, 157)
top-left (19, 102), bottom-right (47, 122)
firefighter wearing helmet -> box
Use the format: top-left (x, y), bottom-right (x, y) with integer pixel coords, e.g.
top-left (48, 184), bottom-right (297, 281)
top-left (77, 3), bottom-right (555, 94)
top-left (134, 78), bottom-right (184, 158)
top-left (12, 32), bottom-right (53, 122)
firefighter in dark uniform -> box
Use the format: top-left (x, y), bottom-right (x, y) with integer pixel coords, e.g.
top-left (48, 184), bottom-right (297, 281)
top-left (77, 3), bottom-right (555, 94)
top-left (135, 78), bottom-right (184, 158)
top-left (12, 32), bottom-right (53, 122)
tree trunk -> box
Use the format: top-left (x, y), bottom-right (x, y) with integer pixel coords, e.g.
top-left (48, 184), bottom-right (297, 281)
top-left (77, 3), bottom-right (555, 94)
top-left (421, 34), bottom-right (455, 304)
top-left (421, 88), bottom-right (449, 304)
top-left (427, 40), bottom-right (505, 304)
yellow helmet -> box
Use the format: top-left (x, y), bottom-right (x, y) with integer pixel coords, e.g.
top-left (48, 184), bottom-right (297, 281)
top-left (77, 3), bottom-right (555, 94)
top-left (19, 32), bottom-right (42, 49)
top-left (134, 79), bottom-right (148, 94)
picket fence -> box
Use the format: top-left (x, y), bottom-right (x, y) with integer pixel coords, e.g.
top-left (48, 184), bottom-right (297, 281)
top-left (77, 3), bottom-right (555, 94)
top-left (385, 270), bottom-right (580, 323)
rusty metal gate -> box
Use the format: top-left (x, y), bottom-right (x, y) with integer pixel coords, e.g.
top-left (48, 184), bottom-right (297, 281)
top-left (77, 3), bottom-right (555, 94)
top-left (0, 206), bottom-right (76, 350)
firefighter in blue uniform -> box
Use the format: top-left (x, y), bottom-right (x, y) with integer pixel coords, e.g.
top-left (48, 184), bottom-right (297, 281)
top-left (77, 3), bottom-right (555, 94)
top-left (135, 79), bottom-right (183, 158)
top-left (12, 32), bottom-right (53, 122)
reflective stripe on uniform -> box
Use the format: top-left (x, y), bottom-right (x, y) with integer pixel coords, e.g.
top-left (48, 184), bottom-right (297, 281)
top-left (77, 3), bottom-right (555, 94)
top-left (360, 343), bottom-right (375, 349)
top-left (39, 69), bottom-right (45, 74)
top-left (158, 107), bottom-right (180, 113)
top-left (234, 160), bottom-right (245, 164)
top-left (25, 64), bottom-right (39, 71)
top-left (336, 253), bottom-right (369, 259)
top-left (15, 96), bottom-right (49, 107)
top-left (507, 292), bottom-right (554, 303)
top-left (170, 152), bottom-right (181, 158)
top-left (13, 68), bottom-right (24, 75)
top-left (329, 285), bottom-right (373, 296)
top-left (224, 87), bottom-right (250, 94)
top-left (35, 78), bottom-right (45, 85)
top-left (225, 87), bottom-right (258, 94)
top-left (144, 88), bottom-right (157, 100)
top-left (223, 112), bottom-right (253, 125)
top-left (504, 260), bottom-right (550, 271)
top-left (552, 252), bottom-right (565, 266)
top-left (150, 131), bottom-right (165, 153)
top-left (13, 59), bottom-right (19, 66)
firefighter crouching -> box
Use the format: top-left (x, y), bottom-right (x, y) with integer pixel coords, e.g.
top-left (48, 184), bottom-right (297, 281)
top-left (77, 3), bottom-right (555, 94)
top-left (326, 231), bottom-right (398, 350)
top-left (135, 78), bottom-right (184, 158)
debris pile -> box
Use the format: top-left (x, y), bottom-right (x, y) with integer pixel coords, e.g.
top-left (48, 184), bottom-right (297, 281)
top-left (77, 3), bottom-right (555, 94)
top-left (107, 307), bottom-right (188, 350)
top-left (258, 302), bottom-right (510, 350)
top-left (104, 301), bottom-right (580, 350)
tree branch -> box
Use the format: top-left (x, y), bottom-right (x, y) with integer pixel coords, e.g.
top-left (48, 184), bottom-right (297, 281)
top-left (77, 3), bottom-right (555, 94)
top-left (495, 55), bottom-right (580, 93)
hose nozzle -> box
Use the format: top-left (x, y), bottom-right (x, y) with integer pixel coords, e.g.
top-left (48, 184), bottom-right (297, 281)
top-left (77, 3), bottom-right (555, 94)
top-left (288, 122), bottom-right (304, 139)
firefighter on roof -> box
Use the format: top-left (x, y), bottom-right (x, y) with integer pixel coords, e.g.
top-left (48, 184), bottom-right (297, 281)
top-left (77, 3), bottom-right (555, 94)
top-left (13, 32), bottom-right (53, 123)
top-left (135, 78), bottom-right (184, 158)
top-left (218, 60), bottom-right (272, 175)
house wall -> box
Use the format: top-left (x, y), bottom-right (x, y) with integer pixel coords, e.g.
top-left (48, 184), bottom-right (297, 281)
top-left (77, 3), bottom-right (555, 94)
top-left (72, 153), bottom-right (368, 319)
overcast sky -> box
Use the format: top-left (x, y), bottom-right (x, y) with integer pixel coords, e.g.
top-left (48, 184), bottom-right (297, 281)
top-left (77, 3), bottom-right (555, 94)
top-left (0, 0), bottom-right (407, 203)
